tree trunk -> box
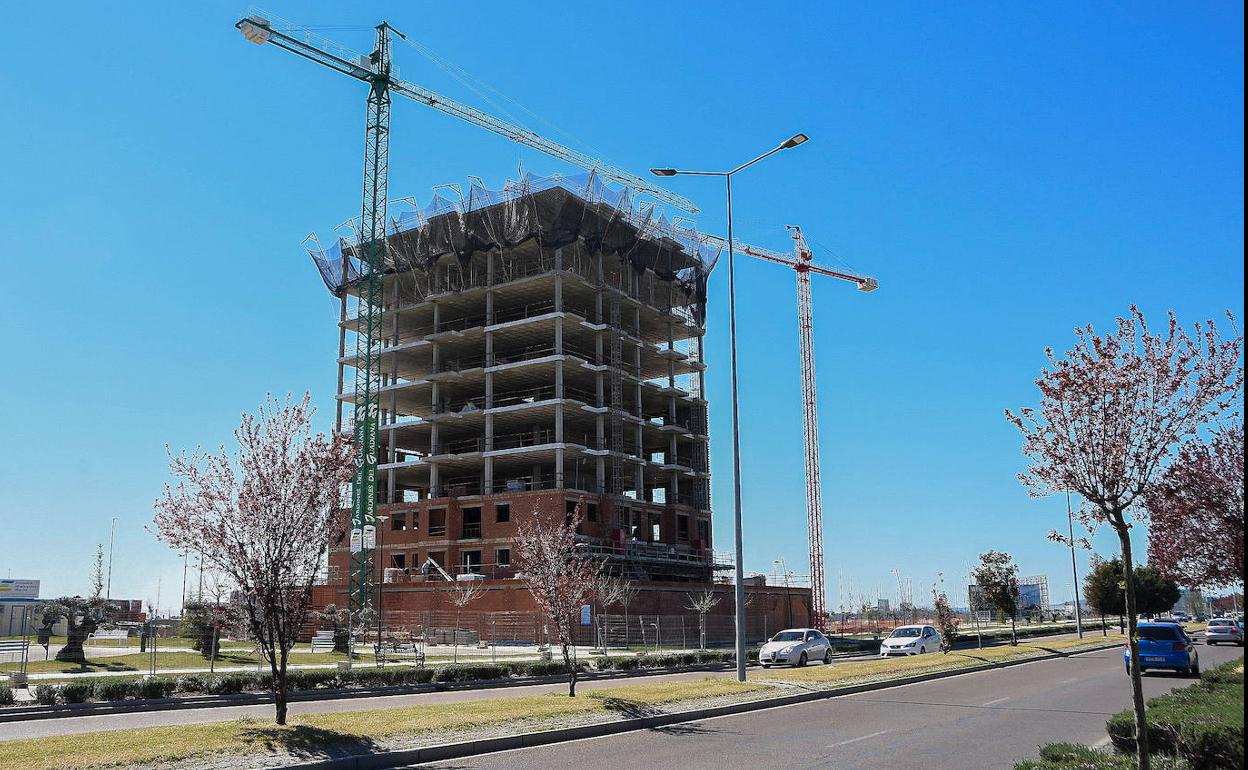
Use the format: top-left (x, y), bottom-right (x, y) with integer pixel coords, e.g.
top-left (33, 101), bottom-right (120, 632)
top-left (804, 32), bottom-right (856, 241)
top-left (55, 631), bottom-right (88, 664)
top-left (1010, 617), bottom-right (1017, 646)
top-left (1115, 520), bottom-right (1150, 770)
top-left (55, 618), bottom-right (94, 665)
top-left (561, 641), bottom-right (577, 697)
top-left (269, 645), bottom-right (289, 725)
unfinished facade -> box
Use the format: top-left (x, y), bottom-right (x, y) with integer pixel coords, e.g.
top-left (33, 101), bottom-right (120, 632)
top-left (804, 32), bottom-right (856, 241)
top-left (309, 173), bottom-right (811, 635)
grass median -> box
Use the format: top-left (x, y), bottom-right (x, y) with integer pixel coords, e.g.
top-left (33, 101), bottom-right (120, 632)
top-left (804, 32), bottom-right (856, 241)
top-left (0, 635), bottom-right (1123, 769)
top-left (0, 678), bottom-right (769, 770)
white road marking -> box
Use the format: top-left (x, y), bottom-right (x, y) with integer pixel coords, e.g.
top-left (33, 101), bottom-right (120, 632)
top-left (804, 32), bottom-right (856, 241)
top-left (980, 696), bottom-right (1010, 706)
top-left (828, 729), bottom-right (890, 748)
top-left (1057, 678), bottom-right (1080, 685)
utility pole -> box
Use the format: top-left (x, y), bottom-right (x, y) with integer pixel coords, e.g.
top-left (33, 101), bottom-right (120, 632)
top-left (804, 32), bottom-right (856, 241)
top-left (106, 516), bottom-right (117, 600)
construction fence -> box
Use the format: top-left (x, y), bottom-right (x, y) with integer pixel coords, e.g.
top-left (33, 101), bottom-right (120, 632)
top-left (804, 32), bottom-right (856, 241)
top-left (372, 609), bottom-right (780, 649)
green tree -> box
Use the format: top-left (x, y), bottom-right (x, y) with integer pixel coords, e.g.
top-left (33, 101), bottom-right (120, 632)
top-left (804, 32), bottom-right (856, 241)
top-left (1083, 557), bottom-right (1181, 629)
top-left (1131, 566), bottom-right (1181, 618)
top-left (1084, 556), bottom-right (1122, 635)
top-left (972, 550), bottom-right (1020, 645)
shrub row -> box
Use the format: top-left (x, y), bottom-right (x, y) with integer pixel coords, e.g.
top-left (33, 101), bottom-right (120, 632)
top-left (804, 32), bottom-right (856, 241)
top-left (0, 685), bottom-right (13, 706)
top-left (1014, 742), bottom-right (1194, 769)
top-left (597, 650), bottom-right (737, 671)
top-left (1023, 657), bottom-right (1243, 770)
top-left (17, 650), bottom-right (740, 705)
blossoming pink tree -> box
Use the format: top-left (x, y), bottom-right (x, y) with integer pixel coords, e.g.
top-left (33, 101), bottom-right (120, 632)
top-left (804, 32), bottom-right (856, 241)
top-left (1006, 307), bottom-right (1241, 770)
top-left (514, 504), bottom-right (599, 696)
top-left (153, 394), bottom-right (355, 724)
top-left (1144, 423), bottom-right (1244, 590)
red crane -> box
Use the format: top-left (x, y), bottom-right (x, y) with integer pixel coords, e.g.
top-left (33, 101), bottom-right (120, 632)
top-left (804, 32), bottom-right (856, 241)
top-left (713, 226), bottom-right (877, 628)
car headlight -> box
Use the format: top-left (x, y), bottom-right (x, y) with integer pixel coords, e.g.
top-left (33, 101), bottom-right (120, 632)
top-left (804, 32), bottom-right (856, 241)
top-left (904, 642), bottom-right (916, 647)
top-left (781, 645), bottom-right (797, 654)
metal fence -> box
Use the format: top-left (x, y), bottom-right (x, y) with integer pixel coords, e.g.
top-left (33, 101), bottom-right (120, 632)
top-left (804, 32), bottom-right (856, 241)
top-left (368, 609), bottom-right (777, 649)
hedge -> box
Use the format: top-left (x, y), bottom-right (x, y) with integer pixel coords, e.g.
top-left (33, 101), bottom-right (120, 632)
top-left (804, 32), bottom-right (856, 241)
top-left (12, 649), bottom-right (742, 706)
top-left (1014, 743), bottom-right (1194, 769)
top-left (0, 685), bottom-right (13, 706)
top-left (1106, 658), bottom-right (1244, 769)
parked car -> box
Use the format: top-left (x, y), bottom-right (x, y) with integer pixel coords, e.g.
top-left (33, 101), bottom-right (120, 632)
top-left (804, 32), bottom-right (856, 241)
top-left (879, 625), bottom-right (942, 657)
top-left (1124, 622), bottom-right (1199, 677)
top-left (759, 628), bottom-right (832, 667)
top-left (1204, 618), bottom-right (1244, 646)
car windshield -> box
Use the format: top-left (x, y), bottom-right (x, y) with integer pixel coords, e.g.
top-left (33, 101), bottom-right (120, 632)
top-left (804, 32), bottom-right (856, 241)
top-left (1138, 627), bottom-right (1179, 641)
top-left (771, 631), bottom-right (805, 642)
top-left (889, 628), bottom-right (922, 638)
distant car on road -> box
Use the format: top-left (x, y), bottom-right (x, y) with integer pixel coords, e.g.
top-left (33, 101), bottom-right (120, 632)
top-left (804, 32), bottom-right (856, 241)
top-left (880, 625), bottom-right (941, 657)
top-left (1125, 622), bottom-right (1199, 677)
top-left (1171, 611), bottom-right (1189, 623)
top-left (759, 628), bottom-right (832, 667)
top-left (1204, 618), bottom-right (1244, 646)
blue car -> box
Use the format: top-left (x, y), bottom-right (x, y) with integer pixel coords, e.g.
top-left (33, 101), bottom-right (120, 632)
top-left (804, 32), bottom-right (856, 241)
top-left (1124, 622), bottom-right (1200, 677)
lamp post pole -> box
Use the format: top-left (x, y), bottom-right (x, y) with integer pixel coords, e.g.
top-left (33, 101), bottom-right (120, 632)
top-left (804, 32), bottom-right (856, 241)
top-left (1067, 491), bottom-right (1084, 638)
top-left (651, 133), bottom-right (808, 682)
top-left (106, 516), bottom-right (117, 600)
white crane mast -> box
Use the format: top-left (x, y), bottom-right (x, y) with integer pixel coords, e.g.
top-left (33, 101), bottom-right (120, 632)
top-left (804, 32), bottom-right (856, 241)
top-left (731, 226), bottom-right (878, 629)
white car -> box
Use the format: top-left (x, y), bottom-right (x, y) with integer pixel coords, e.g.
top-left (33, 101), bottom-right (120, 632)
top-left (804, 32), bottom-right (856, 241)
top-left (1204, 618), bottom-right (1243, 646)
top-left (759, 628), bottom-right (833, 667)
top-left (880, 625), bottom-right (942, 656)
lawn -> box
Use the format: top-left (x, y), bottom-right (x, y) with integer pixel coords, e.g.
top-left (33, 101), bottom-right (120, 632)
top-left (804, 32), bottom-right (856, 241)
top-left (0, 678), bottom-right (768, 770)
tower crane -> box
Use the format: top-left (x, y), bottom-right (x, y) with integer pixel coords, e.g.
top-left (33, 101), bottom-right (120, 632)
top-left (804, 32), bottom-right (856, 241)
top-left (705, 227), bottom-right (877, 628)
top-left (234, 14), bottom-right (697, 623)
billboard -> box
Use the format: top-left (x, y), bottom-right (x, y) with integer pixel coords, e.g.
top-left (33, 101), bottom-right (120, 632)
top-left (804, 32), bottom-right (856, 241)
top-left (0, 579), bottom-right (39, 602)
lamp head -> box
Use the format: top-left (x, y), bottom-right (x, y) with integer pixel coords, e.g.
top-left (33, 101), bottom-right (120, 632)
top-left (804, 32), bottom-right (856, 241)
top-left (650, 168), bottom-right (678, 177)
top-left (780, 133), bottom-right (810, 149)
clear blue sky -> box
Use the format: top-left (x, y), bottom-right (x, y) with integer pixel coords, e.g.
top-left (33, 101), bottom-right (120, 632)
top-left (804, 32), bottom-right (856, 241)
top-left (1, 3), bottom-right (1242, 613)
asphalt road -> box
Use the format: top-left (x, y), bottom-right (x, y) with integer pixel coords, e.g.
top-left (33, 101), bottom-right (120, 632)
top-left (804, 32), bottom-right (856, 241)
top-left (411, 643), bottom-right (1243, 770)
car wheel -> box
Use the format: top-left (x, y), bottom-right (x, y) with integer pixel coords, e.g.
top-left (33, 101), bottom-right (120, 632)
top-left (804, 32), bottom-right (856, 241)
top-left (797, 652), bottom-right (808, 667)
top-left (918, 646), bottom-right (926, 654)
top-left (1189, 661), bottom-right (1201, 678)
top-left (823, 650), bottom-right (832, 664)
top-left (762, 663), bottom-right (771, 669)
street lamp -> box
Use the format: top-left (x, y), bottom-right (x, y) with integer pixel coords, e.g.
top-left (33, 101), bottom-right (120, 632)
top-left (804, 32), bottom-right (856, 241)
top-left (106, 516), bottom-right (117, 600)
top-left (651, 133), bottom-right (809, 682)
top-left (1066, 491), bottom-right (1084, 638)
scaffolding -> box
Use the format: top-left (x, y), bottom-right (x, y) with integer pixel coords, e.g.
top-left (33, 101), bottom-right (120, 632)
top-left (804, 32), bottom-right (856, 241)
top-left (309, 173), bottom-right (720, 581)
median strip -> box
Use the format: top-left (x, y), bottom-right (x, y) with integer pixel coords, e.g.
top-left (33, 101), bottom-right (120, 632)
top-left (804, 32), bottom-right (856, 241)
top-left (0, 635), bottom-right (1125, 770)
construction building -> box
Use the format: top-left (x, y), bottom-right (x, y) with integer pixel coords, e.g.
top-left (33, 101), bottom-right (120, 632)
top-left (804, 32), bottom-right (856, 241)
top-left (308, 174), bottom-right (811, 642)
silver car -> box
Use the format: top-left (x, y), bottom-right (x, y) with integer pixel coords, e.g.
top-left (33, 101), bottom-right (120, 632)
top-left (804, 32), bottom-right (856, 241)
top-left (759, 628), bottom-right (833, 667)
top-left (1205, 618), bottom-right (1243, 646)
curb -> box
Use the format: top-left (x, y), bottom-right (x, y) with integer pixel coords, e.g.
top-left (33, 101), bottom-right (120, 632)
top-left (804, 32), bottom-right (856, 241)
top-left (277, 641), bottom-right (1125, 770)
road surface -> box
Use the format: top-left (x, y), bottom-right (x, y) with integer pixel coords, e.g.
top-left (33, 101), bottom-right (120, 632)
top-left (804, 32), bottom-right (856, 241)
top-left (410, 643), bottom-right (1242, 770)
